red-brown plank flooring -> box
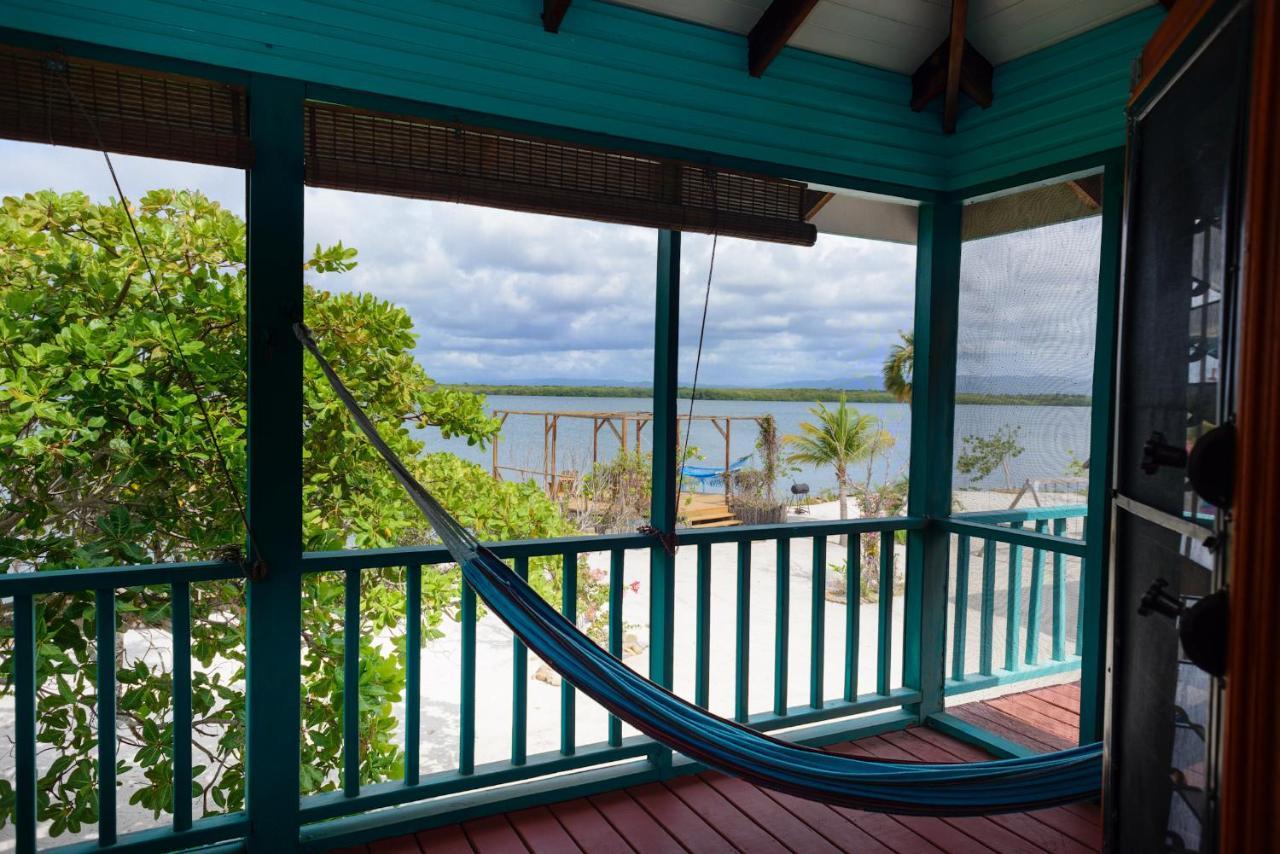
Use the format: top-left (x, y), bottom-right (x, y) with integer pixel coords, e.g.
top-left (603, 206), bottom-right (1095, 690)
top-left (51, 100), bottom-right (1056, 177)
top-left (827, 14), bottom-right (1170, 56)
top-left (334, 682), bottom-right (1099, 853)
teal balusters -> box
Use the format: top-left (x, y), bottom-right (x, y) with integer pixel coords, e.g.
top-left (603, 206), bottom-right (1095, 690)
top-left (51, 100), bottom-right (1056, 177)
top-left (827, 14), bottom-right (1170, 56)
top-left (774, 537), bottom-right (790, 716)
top-left (13, 593), bottom-right (35, 853)
top-left (1025, 521), bottom-right (1048, 666)
top-left (608, 549), bottom-right (624, 747)
top-left (735, 540), bottom-right (752, 723)
top-left (459, 574), bottom-right (476, 775)
top-left (405, 565), bottom-right (422, 783)
top-left (1052, 517), bottom-right (1068, 661)
top-left (343, 569), bottom-right (360, 797)
top-left (172, 581), bottom-right (193, 830)
top-left (843, 535), bottom-right (860, 702)
top-left (877, 530), bottom-right (894, 696)
top-left (512, 556), bottom-right (529, 763)
top-left (561, 551), bottom-right (577, 755)
top-left (1075, 515), bottom-right (1087, 657)
top-left (97, 588), bottom-right (117, 845)
top-left (951, 535), bottom-right (970, 681)
top-left (1004, 522), bottom-right (1024, 673)
top-left (979, 540), bottom-right (996, 675)
top-left (695, 543), bottom-right (712, 709)
top-left (810, 535), bottom-right (826, 709)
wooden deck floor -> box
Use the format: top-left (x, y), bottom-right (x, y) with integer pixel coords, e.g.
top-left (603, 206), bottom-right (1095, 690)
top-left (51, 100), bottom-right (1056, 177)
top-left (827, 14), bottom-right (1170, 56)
top-left (335, 683), bottom-right (1099, 853)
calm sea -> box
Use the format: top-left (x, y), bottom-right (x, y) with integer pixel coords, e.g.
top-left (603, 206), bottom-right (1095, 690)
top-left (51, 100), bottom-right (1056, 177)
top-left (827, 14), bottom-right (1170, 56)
top-left (417, 395), bottom-right (1092, 498)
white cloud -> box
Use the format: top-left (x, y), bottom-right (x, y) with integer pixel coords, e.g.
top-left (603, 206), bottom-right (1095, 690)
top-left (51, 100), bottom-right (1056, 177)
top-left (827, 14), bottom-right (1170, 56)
top-left (1, 140), bottom-right (921, 387)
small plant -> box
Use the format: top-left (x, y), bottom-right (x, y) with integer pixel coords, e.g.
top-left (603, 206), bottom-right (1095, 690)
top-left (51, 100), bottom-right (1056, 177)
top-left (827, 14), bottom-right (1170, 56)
top-left (957, 424), bottom-right (1025, 490)
top-left (1064, 449), bottom-right (1089, 478)
top-left (580, 450), bottom-right (652, 533)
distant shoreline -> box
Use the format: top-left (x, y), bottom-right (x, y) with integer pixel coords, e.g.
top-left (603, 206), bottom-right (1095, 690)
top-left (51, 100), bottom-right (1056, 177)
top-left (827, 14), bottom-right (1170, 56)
top-left (445, 384), bottom-right (1092, 407)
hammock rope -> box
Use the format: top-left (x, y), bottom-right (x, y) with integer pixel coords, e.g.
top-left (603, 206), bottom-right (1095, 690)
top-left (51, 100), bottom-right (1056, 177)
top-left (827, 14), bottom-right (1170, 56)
top-left (295, 321), bottom-right (1103, 816)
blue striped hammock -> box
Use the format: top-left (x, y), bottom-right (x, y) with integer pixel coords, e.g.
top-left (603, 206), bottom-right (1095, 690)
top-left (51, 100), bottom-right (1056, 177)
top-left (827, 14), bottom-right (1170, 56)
top-left (298, 324), bottom-right (1101, 816)
top-left (682, 454), bottom-right (752, 481)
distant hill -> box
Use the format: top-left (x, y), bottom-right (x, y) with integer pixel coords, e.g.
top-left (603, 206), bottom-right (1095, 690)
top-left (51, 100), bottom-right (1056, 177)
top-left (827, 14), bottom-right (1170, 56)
top-left (439, 373), bottom-right (1090, 396)
top-left (447, 383), bottom-right (1090, 407)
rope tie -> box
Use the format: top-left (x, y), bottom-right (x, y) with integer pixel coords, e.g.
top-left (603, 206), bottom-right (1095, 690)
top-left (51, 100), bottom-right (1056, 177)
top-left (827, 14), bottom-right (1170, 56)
top-left (637, 524), bottom-right (679, 556)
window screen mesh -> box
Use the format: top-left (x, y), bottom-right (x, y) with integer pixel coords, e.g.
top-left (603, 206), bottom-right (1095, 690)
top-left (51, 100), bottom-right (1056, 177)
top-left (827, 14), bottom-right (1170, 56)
top-left (0, 45), bottom-right (251, 168)
top-left (952, 178), bottom-right (1103, 512)
top-left (304, 101), bottom-right (817, 246)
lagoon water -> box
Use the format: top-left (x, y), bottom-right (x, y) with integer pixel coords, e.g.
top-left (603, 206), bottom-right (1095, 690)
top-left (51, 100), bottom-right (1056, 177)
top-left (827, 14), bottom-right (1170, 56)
top-left (419, 395), bottom-right (1093, 497)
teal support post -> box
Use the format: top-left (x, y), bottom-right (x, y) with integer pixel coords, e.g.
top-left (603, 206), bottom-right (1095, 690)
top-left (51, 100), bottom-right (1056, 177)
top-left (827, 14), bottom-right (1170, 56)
top-left (1080, 154), bottom-right (1125, 743)
top-left (903, 201), bottom-right (962, 719)
top-left (649, 229), bottom-right (680, 772)
top-left (244, 74), bottom-right (305, 854)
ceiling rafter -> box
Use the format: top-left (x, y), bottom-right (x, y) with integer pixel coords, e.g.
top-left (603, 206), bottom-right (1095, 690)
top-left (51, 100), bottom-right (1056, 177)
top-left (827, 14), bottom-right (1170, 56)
top-left (1068, 175), bottom-right (1104, 210)
top-left (910, 0), bottom-right (992, 134)
top-left (543, 0), bottom-right (572, 33)
top-left (803, 190), bottom-right (835, 221)
top-left (748, 0), bottom-right (821, 78)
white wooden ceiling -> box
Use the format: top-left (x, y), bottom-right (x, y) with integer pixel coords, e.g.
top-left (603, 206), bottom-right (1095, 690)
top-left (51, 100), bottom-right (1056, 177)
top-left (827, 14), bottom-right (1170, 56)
top-left (605, 0), bottom-right (1159, 74)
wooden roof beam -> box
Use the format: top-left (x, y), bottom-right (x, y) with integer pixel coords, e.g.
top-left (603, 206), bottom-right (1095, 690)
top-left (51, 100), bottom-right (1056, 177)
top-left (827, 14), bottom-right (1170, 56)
top-left (942, 0), bottom-right (968, 133)
top-left (910, 1), bottom-right (992, 134)
top-left (543, 0), bottom-right (571, 33)
top-left (748, 0), bottom-right (821, 77)
top-left (803, 189), bottom-right (835, 221)
top-left (1068, 175), bottom-right (1104, 210)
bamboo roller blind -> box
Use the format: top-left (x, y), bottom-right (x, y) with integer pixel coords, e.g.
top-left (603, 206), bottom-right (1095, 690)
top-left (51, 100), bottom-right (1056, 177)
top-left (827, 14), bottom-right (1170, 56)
top-left (0, 46), bottom-right (251, 169)
top-left (305, 101), bottom-right (818, 245)
top-left (0, 45), bottom-right (816, 244)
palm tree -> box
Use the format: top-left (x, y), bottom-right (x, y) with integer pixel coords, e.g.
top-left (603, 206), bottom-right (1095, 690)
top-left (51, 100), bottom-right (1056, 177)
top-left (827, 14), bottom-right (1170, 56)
top-left (784, 396), bottom-right (882, 525)
top-left (882, 330), bottom-right (914, 403)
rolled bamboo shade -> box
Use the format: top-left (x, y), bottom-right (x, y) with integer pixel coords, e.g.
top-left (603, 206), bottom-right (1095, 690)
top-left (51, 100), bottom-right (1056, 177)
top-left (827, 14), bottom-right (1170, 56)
top-left (0, 46), bottom-right (252, 169)
top-left (305, 101), bottom-right (817, 246)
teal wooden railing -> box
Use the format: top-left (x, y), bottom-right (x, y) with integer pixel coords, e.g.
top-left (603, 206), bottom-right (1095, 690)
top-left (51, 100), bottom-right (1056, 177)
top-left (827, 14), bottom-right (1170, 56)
top-left (2, 508), bottom-right (1088, 851)
top-left (942, 505), bottom-right (1089, 696)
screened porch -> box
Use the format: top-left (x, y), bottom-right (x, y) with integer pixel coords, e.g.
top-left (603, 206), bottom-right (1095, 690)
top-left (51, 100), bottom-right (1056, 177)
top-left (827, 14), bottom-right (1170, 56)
top-left (0, 1), bottom-right (1167, 852)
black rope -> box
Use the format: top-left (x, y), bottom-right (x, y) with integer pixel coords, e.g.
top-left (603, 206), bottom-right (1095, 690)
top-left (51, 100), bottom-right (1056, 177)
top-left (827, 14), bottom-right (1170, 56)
top-left (49, 59), bottom-right (265, 579)
top-left (679, 228), bottom-right (718, 485)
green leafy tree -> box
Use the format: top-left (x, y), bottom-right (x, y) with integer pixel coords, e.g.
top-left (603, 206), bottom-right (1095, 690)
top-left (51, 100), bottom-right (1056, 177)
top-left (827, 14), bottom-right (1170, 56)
top-left (0, 189), bottom-right (596, 833)
top-left (783, 396), bottom-right (883, 524)
top-left (881, 331), bottom-right (913, 404)
top-left (957, 424), bottom-right (1025, 490)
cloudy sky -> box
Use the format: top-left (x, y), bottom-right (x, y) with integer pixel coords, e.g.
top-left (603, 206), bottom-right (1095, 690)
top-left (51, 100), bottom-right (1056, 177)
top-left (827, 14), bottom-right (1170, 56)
top-left (0, 140), bottom-right (920, 387)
